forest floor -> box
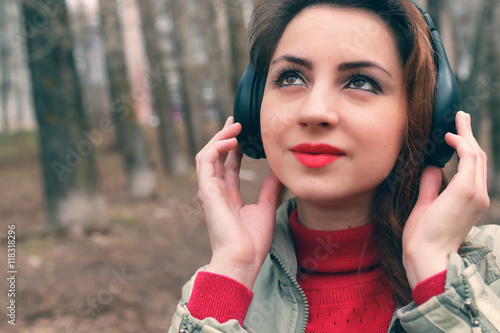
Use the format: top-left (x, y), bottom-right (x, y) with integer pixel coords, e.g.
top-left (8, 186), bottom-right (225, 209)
top-left (0, 128), bottom-right (270, 333)
top-left (0, 128), bottom-right (499, 333)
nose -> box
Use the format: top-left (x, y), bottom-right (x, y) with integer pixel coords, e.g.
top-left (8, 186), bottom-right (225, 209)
top-left (297, 85), bottom-right (339, 129)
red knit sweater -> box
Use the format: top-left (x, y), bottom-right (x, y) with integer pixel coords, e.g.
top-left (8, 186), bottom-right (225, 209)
top-left (289, 209), bottom-right (394, 332)
top-left (188, 209), bottom-right (446, 331)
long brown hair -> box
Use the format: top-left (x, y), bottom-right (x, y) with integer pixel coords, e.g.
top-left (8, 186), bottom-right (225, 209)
top-left (249, 0), bottom-right (439, 306)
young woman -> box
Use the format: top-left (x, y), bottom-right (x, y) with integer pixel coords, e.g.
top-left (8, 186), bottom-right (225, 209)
top-left (170, 0), bottom-right (500, 332)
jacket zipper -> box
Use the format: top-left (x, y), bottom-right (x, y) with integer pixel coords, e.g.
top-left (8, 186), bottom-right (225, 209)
top-left (461, 298), bottom-right (483, 333)
top-left (270, 252), bottom-right (309, 333)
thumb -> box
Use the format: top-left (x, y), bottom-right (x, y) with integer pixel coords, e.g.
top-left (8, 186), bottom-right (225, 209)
top-left (415, 166), bottom-right (442, 207)
top-left (257, 172), bottom-right (282, 213)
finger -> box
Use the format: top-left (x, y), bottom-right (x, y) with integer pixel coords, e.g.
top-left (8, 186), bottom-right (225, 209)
top-left (417, 166), bottom-right (442, 205)
top-left (198, 138), bottom-right (239, 187)
top-left (224, 116), bottom-right (234, 128)
top-left (455, 111), bottom-right (474, 141)
top-left (481, 149), bottom-right (488, 194)
top-left (198, 144), bottom-right (240, 206)
top-left (446, 112), bottom-right (486, 188)
top-left (214, 157), bottom-right (225, 180)
top-left (463, 113), bottom-right (490, 208)
top-left (454, 111), bottom-right (483, 156)
top-left (408, 166), bottom-right (442, 226)
top-left (215, 148), bottom-right (229, 179)
top-left (445, 133), bottom-right (476, 183)
top-left (196, 122), bottom-right (242, 174)
top-left (200, 121), bottom-right (241, 155)
top-left (225, 145), bottom-right (243, 190)
top-left (464, 113), bottom-right (488, 193)
top-left (445, 131), bottom-right (489, 213)
top-left (215, 119), bottom-right (239, 178)
top-left (257, 172), bottom-right (282, 213)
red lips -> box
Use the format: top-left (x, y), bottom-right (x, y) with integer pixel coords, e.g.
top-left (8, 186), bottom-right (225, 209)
top-left (291, 143), bottom-right (346, 168)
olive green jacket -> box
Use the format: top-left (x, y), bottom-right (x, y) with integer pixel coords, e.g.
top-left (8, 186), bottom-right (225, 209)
top-left (169, 199), bottom-right (500, 333)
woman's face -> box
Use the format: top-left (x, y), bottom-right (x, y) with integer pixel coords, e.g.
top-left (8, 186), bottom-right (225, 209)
top-left (261, 6), bottom-right (408, 207)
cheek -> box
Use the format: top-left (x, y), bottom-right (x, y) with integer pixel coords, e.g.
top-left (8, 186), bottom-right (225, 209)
top-left (356, 110), bottom-right (407, 162)
top-left (259, 98), bottom-right (273, 150)
top-left (375, 99), bottom-right (407, 149)
top-left (260, 112), bottom-right (279, 152)
top-left (260, 102), bottom-right (296, 148)
top-left (260, 109), bottom-right (281, 158)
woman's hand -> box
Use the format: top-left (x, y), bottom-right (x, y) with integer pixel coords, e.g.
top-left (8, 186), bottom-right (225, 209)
top-left (196, 117), bottom-right (282, 289)
top-left (403, 111), bottom-right (490, 289)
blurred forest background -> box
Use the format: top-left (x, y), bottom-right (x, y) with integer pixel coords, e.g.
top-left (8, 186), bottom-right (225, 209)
top-left (0, 0), bottom-right (499, 331)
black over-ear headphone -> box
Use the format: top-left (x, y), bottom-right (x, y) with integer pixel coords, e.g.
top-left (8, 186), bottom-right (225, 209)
top-left (233, 0), bottom-right (461, 168)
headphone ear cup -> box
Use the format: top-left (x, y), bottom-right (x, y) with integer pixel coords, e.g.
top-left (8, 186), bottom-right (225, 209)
top-left (425, 30), bottom-right (461, 167)
top-left (408, 0), bottom-right (462, 167)
top-left (233, 64), bottom-right (267, 159)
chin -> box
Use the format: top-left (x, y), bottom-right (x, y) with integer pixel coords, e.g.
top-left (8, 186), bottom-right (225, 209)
top-left (288, 184), bottom-right (348, 204)
top-left (286, 177), bottom-right (384, 207)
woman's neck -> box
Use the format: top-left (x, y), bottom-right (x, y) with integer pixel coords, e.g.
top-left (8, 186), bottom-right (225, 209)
top-left (295, 195), bottom-right (372, 231)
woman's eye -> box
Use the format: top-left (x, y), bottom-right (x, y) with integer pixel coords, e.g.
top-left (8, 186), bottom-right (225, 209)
top-left (274, 70), bottom-right (306, 87)
top-left (345, 75), bottom-right (382, 94)
top-left (284, 74), bottom-right (301, 85)
top-left (348, 78), bottom-right (375, 91)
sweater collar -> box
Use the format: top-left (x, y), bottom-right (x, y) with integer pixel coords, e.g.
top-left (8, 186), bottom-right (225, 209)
top-left (289, 208), bottom-right (379, 273)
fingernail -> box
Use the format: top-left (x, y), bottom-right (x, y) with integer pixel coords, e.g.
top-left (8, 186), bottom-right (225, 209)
top-left (459, 111), bottom-right (467, 121)
top-left (460, 111), bottom-right (471, 128)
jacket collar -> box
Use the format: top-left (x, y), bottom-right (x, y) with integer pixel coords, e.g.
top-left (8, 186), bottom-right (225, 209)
top-left (270, 198), bottom-right (299, 277)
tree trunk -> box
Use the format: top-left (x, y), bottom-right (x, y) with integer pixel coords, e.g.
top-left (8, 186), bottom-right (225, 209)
top-left (226, 0), bottom-right (249, 92)
top-left (167, 0), bottom-right (235, 159)
top-left (169, 0), bottom-right (206, 159)
top-left (200, 0), bottom-right (234, 123)
top-left (456, 0), bottom-right (491, 136)
top-left (98, 0), bottom-right (157, 198)
top-left (23, 0), bottom-right (107, 233)
top-left (0, 0), bottom-right (10, 133)
top-left (137, 0), bottom-right (186, 175)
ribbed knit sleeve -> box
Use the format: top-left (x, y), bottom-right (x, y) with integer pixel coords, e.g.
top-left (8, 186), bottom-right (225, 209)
top-left (187, 271), bottom-right (254, 326)
top-left (411, 270), bottom-right (447, 306)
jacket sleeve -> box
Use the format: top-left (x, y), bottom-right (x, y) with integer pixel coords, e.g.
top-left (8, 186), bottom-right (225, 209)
top-left (169, 268), bottom-right (254, 333)
top-left (396, 224), bottom-right (500, 332)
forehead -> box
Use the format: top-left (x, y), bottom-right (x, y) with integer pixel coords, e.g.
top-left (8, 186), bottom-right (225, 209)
top-left (272, 6), bottom-right (401, 69)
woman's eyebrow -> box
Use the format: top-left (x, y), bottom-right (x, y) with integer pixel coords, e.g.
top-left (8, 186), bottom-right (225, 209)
top-left (338, 61), bottom-right (393, 78)
top-left (269, 56), bottom-right (393, 79)
top-left (270, 54), bottom-right (313, 69)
